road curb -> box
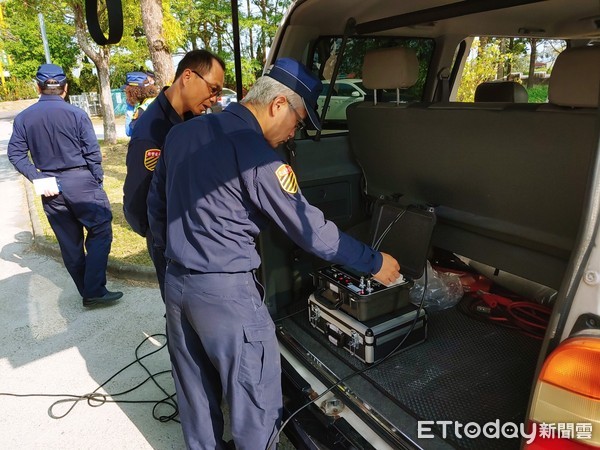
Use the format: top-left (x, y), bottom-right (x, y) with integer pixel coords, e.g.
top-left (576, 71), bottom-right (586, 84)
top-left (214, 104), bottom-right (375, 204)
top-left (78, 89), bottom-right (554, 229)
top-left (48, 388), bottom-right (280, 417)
top-left (23, 179), bottom-right (158, 284)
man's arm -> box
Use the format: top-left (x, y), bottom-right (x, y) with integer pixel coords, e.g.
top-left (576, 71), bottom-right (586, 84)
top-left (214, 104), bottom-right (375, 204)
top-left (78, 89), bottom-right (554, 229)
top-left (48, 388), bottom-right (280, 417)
top-left (250, 162), bottom-right (401, 279)
top-left (7, 117), bottom-right (41, 181)
top-left (147, 145), bottom-right (168, 254)
top-left (78, 114), bottom-right (104, 183)
top-left (123, 139), bottom-right (156, 236)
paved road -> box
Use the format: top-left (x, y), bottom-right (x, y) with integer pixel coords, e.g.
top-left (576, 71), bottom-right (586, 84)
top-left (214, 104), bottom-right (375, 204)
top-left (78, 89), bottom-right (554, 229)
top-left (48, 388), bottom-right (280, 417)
top-left (0, 108), bottom-right (185, 449)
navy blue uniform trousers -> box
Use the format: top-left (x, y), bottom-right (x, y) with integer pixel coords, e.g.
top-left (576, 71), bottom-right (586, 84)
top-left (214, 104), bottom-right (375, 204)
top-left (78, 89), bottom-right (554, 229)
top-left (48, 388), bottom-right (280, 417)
top-left (165, 262), bottom-right (282, 450)
top-left (41, 168), bottom-right (112, 299)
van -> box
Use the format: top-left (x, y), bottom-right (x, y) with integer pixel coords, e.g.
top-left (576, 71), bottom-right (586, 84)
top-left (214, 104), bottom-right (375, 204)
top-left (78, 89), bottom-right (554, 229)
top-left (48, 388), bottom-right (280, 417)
top-left (261, 1), bottom-right (600, 449)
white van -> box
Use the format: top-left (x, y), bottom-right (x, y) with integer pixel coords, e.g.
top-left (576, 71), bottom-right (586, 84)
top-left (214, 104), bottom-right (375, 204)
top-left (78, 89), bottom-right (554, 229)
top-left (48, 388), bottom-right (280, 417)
top-left (261, 1), bottom-right (600, 449)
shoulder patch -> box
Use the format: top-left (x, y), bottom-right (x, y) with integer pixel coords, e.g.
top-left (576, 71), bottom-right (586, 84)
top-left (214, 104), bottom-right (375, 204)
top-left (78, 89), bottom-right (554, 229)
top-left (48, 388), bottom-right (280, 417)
top-left (275, 164), bottom-right (298, 194)
top-left (144, 149), bottom-right (161, 171)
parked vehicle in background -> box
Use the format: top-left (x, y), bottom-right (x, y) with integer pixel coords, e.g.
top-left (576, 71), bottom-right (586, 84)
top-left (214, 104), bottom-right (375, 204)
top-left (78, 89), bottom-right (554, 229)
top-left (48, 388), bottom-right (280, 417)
top-left (317, 79), bottom-right (366, 121)
top-left (261, 0), bottom-right (600, 449)
top-left (217, 88), bottom-right (237, 107)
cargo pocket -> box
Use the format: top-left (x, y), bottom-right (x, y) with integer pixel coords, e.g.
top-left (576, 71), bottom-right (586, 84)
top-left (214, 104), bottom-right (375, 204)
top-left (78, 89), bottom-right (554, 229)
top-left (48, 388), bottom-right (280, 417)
top-left (238, 322), bottom-right (279, 389)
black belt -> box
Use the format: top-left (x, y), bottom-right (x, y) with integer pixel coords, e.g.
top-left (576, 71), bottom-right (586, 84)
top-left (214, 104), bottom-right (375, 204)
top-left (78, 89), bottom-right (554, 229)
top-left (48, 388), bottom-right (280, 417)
top-left (41, 166), bottom-right (87, 173)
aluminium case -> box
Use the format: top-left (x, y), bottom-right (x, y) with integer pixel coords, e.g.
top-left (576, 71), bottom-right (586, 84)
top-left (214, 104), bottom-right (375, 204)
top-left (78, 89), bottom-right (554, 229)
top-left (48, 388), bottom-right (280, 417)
top-left (308, 292), bottom-right (427, 364)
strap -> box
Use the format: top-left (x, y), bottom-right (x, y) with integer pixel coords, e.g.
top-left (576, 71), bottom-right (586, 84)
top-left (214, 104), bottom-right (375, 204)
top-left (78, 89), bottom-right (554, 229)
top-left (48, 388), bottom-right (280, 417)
top-left (435, 67), bottom-right (451, 102)
top-left (85, 0), bottom-right (123, 45)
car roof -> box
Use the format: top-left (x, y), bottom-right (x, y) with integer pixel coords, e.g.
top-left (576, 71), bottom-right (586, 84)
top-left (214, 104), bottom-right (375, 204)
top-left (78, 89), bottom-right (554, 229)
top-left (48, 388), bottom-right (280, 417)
top-left (283, 0), bottom-right (599, 39)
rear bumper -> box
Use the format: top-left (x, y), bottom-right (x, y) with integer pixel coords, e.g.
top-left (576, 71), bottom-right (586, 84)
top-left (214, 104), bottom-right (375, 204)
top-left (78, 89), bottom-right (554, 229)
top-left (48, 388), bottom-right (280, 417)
top-left (277, 326), bottom-right (452, 449)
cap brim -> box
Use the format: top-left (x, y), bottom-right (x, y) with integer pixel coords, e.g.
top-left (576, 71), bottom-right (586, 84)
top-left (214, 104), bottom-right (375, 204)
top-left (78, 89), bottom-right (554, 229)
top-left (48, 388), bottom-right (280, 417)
top-left (301, 97), bottom-right (321, 131)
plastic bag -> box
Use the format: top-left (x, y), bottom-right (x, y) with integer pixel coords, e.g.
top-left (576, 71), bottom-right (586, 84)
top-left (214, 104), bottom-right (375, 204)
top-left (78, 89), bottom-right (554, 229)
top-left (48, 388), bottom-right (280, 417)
top-left (409, 261), bottom-right (463, 311)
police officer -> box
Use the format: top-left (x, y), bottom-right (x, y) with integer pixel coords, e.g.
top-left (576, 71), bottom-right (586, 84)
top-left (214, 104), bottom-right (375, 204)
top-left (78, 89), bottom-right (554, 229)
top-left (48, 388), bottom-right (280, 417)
top-left (8, 64), bottom-right (122, 307)
top-left (147, 58), bottom-right (401, 449)
top-left (123, 49), bottom-right (225, 301)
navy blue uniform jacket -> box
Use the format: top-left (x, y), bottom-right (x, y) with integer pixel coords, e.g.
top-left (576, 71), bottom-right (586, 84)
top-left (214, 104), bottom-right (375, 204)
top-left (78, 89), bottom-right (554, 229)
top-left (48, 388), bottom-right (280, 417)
top-left (123, 89), bottom-right (182, 236)
top-left (147, 102), bottom-right (382, 275)
top-left (8, 95), bottom-right (103, 182)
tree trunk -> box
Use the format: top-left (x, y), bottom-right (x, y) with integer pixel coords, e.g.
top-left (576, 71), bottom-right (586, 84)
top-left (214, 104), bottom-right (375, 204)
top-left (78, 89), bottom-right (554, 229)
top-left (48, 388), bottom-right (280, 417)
top-left (140, 0), bottom-right (174, 87)
top-left (72, 2), bottom-right (117, 145)
top-left (497, 38), bottom-right (505, 80)
top-left (96, 48), bottom-right (116, 144)
top-left (527, 38), bottom-right (537, 89)
top-left (247, 0), bottom-right (254, 59)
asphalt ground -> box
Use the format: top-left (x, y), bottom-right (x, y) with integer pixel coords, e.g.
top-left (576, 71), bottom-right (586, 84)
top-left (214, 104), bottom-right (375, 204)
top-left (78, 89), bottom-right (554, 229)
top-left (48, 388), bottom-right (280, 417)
top-left (0, 102), bottom-right (295, 449)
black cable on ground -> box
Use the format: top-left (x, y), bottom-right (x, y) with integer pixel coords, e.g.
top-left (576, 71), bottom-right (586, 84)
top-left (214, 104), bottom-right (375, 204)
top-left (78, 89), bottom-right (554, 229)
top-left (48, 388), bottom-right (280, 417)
top-left (0, 333), bottom-right (178, 423)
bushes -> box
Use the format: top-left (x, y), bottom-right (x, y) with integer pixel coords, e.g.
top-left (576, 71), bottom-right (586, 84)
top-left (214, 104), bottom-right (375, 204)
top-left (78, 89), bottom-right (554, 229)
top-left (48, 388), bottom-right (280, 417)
top-left (0, 78), bottom-right (37, 101)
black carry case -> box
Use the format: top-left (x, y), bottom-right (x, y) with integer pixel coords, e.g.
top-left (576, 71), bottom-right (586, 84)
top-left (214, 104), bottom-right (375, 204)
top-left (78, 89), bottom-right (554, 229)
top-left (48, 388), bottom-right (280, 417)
top-left (308, 292), bottom-right (427, 364)
top-left (312, 203), bottom-right (436, 321)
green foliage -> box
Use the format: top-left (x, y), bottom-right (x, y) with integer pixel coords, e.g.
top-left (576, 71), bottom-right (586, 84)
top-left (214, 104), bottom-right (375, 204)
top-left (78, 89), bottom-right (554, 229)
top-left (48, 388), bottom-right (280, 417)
top-left (225, 58), bottom-right (262, 90)
top-left (1, 0), bottom-right (79, 81)
top-left (79, 62), bottom-right (99, 93)
top-left (0, 78), bottom-right (37, 101)
top-left (526, 85), bottom-right (548, 103)
top-left (456, 38), bottom-right (509, 102)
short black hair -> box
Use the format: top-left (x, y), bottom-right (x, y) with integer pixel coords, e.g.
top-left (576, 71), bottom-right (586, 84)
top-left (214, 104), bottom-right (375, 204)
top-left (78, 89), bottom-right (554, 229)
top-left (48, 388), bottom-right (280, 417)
top-left (174, 49), bottom-right (226, 80)
top-left (39, 82), bottom-right (66, 96)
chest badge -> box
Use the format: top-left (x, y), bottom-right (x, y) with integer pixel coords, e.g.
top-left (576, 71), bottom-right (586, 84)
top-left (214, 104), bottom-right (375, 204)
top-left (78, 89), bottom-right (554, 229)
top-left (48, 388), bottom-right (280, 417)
top-left (144, 149), bottom-right (161, 171)
top-left (275, 164), bottom-right (298, 194)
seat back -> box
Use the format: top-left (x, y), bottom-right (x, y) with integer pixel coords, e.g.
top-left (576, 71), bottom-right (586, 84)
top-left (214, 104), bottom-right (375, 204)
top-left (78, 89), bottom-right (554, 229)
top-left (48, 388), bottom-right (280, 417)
top-left (474, 81), bottom-right (529, 102)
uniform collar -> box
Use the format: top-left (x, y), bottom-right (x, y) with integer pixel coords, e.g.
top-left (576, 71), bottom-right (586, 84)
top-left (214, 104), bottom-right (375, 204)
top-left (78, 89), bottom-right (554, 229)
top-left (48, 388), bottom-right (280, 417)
top-left (156, 87), bottom-right (184, 125)
top-left (38, 95), bottom-right (65, 102)
top-left (224, 102), bottom-right (263, 135)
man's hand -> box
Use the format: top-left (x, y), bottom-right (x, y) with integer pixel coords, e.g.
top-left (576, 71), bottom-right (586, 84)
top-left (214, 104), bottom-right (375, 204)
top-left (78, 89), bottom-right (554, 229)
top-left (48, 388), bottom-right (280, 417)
top-left (372, 252), bottom-right (401, 285)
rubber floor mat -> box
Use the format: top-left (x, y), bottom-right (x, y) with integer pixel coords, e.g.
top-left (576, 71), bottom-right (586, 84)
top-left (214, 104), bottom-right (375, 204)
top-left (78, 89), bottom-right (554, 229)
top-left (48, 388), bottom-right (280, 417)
top-left (286, 305), bottom-right (542, 449)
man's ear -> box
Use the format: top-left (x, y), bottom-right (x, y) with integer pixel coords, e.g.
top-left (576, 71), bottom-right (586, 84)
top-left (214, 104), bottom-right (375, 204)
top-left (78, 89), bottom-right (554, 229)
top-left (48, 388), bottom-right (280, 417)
top-left (273, 95), bottom-right (287, 109)
top-left (270, 95), bottom-right (287, 116)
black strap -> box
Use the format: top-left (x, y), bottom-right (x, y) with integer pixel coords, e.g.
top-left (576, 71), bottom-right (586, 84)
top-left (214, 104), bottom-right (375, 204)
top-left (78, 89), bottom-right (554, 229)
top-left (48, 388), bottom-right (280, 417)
top-left (435, 67), bottom-right (451, 102)
top-left (85, 0), bottom-right (123, 45)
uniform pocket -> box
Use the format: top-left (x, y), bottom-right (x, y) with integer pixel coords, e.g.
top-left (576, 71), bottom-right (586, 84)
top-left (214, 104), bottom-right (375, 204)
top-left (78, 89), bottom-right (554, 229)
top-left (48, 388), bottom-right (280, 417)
top-left (238, 322), bottom-right (279, 387)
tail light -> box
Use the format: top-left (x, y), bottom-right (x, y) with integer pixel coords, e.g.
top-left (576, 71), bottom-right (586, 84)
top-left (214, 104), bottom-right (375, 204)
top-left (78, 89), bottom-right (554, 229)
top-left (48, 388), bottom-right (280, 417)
top-left (525, 337), bottom-right (600, 449)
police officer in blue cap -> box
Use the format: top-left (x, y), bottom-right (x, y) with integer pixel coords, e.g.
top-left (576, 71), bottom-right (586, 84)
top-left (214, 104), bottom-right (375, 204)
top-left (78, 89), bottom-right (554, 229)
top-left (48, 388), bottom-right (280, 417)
top-left (123, 49), bottom-right (225, 302)
top-left (147, 57), bottom-right (401, 449)
top-left (8, 63), bottom-right (122, 307)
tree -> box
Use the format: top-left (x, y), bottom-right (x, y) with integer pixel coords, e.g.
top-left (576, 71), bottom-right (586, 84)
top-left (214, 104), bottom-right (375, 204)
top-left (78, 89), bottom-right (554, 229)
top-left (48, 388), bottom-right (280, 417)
top-left (140, 0), bottom-right (184, 86)
top-left (1, 0), bottom-right (78, 80)
top-left (456, 38), bottom-right (506, 102)
top-left (70, 0), bottom-right (118, 144)
top-left (526, 38), bottom-right (538, 89)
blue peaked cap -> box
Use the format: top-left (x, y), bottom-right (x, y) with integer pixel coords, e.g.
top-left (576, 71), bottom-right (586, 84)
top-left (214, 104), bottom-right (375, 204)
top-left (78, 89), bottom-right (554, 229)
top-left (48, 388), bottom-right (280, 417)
top-left (126, 71), bottom-right (149, 86)
top-left (36, 64), bottom-right (67, 86)
top-left (265, 58), bottom-right (323, 130)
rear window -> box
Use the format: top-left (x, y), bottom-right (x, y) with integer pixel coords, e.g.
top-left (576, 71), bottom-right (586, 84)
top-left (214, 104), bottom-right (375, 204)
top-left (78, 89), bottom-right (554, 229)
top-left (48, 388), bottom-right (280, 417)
top-left (456, 37), bottom-right (566, 103)
top-left (310, 36), bottom-right (434, 132)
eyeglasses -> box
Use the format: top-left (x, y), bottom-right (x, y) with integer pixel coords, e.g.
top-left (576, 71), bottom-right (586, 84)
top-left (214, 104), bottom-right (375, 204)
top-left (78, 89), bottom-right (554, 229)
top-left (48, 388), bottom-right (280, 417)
top-left (190, 69), bottom-right (222, 98)
top-left (286, 98), bottom-right (307, 132)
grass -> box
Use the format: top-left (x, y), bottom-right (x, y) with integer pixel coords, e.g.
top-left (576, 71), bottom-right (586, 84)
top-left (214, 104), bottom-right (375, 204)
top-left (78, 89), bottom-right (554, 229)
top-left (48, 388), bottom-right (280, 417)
top-left (527, 85), bottom-right (549, 103)
top-left (33, 140), bottom-right (153, 267)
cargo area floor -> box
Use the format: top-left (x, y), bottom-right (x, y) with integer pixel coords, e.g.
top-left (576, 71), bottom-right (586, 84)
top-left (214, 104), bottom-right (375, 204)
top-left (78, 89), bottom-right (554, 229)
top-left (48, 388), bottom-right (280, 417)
top-left (279, 302), bottom-right (542, 449)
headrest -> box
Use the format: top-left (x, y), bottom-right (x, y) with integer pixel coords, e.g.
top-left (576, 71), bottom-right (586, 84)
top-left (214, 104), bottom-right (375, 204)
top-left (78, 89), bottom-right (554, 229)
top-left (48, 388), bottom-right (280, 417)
top-left (548, 46), bottom-right (600, 108)
top-left (474, 81), bottom-right (528, 103)
top-left (362, 47), bottom-right (419, 90)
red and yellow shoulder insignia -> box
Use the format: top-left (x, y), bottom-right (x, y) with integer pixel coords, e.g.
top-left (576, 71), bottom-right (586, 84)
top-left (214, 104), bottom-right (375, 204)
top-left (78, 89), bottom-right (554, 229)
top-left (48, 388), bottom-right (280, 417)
top-left (275, 164), bottom-right (298, 194)
top-left (144, 149), bottom-right (161, 171)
